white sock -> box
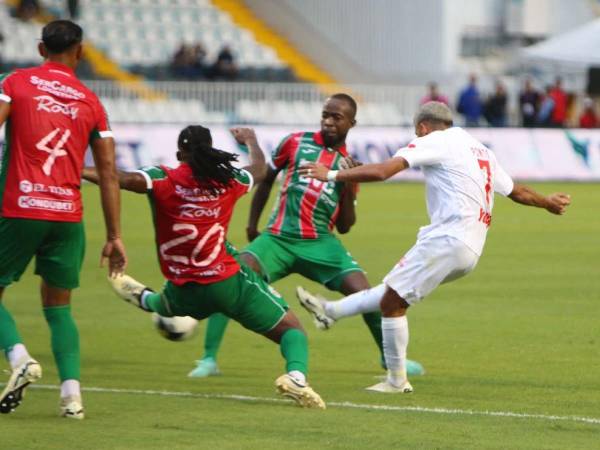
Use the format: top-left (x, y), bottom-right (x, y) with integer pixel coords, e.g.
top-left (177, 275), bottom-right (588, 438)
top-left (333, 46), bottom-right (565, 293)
top-left (7, 343), bottom-right (30, 369)
top-left (382, 316), bottom-right (409, 387)
top-left (140, 290), bottom-right (153, 310)
top-left (60, 379), bottom-right (81, 399)
top-left (324, 284), bottom-right (386, 320)
top-left (288, 370), bottom-right (306, 385)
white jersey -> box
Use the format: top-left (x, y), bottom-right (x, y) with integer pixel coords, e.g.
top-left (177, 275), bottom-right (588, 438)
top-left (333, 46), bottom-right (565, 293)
top-left (394, 127), bottom-right (514, 256)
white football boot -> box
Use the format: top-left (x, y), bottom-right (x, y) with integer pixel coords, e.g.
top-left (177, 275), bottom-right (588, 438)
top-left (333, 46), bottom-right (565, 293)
top-left (60, 395), bottom-right (85, 420)
top-left (0, 357), bottom-right (42, 414)
top-left (275, 374), bottom-right (326, 409)
top-left (296, 286), bottom-right (335, 330)
top-left (366, 379), bottom-right (413, 394)
top-left (108, 274), bottom-right (153, 310)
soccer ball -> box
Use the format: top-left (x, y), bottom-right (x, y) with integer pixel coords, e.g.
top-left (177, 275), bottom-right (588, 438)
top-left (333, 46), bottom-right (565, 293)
top-left (152, 313), bottom-right (198, 342)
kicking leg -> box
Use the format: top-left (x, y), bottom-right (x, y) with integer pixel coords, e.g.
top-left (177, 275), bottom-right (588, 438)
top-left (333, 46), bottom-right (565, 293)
top-left (339, 273), bottom-right (384, 357)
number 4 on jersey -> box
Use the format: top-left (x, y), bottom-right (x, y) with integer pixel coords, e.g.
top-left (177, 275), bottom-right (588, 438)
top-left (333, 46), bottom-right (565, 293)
top-left (36, 128), bottom-right (70, 176)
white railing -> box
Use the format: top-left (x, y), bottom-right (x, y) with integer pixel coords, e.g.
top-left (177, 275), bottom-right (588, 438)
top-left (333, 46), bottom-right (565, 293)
top-left (84, 80), bottom-right (423, 108)
top-left (82, 80), bottom-right (426, 125)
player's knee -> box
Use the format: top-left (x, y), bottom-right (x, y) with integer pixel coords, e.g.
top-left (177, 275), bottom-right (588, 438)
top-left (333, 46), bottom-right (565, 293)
top-left (264, 312), bottom-right (305, 342)
top-left (380, 287), bottom-right (409, 317)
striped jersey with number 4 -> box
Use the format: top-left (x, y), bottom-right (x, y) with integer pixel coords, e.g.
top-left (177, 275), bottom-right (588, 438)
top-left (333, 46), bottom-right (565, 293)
top-left (0, 62), bottom-right (112, 222)
top-left (137, 164), bottom-right (253, 285)
top-left (267, 131), bottom-right (352, 239)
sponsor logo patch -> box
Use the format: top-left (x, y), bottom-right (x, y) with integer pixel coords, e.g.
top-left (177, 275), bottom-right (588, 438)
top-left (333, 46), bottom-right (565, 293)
top-left (34, 95), bottom-right (78, 119)
top-left (19, 180), bottom-right (33, 193)
top-left (18, 196), bottom-right (74, 212)
top-left (178, 204), bottom-right (221, 219)
top-left (30, 76), bottom-right (85, 100)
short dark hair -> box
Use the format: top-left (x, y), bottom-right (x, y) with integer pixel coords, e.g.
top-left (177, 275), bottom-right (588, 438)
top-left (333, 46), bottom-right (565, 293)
top-left (41, 20), bottom-right (83, 54)
top-left (329, 93), bottom-right (357, 119)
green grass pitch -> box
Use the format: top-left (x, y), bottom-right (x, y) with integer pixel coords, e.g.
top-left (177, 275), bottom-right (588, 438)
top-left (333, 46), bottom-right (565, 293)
top-left (1, 182), bottom-right (599, 449)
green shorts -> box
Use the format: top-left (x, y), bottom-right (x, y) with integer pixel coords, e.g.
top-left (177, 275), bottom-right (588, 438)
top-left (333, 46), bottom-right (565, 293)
top-left (242, 232), bottom-right (363, 291)
top-left (157, 264), bottom-right (289, 334)
top-left (0, 217), bottom-right (85, 290)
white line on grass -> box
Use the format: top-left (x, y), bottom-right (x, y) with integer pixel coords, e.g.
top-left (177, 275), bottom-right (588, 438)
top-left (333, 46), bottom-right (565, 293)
top-left (32, 384), bottom-right (600, 426)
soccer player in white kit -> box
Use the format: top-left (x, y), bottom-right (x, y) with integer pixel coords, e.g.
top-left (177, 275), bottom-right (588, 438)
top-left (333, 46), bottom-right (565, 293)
top-left (298, 102), bottom-right (571, 393)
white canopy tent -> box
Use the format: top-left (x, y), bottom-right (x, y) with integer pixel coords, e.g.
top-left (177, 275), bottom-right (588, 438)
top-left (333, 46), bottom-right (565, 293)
top-left (521, 18), bottom-right (600, 69)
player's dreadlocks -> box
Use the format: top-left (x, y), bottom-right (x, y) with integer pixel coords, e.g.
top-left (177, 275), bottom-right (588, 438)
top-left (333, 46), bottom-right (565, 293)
top-left (177, 125), bottom-right (239, 193)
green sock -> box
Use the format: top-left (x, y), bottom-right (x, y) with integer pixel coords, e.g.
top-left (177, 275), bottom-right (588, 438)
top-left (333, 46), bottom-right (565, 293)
top-left (0, 303), bottom-right (22, 357)
top-left (203, 313), bottom-right (229, 360)
top-left (279, 328), bottom-right (308, 375)
top-left (362, 311), bottom-right (384, 357)
top-left (143, 292), bottom-right (172, 316)
top-left (43, 305), bottom-right (80, 381)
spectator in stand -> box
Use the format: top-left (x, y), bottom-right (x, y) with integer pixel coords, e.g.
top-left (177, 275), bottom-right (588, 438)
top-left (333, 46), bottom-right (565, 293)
top-left (209, 45), bottom-right (238, 80)
top-left (484, 81), bottom-right (508, 127)
top-left (579, 97), bottom-right (598, 128)
top-left (66, 0), bottom-right (79, 19)
top-left (537, 86), bottom-right (555, 127)
top-left (170, 43), bottom-right (207, 80)
top-left (420, 82), bottom-right (449, 106)
top-left (519, 78), bottom-right (540, 127)
top-left (548, 77), bottom-right (568, 127)
top-left (15, 0), bottom-right (39, 21)
top-left (457, 74), bottom-right (482, 127)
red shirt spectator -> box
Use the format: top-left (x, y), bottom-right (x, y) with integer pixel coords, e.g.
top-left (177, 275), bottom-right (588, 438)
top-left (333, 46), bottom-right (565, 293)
top-left (549, 78), bottom-right (568, 126)
top-left (579, 98), bottom-right (598, 128)
top-left (420, 82), bottom-right (449, 106)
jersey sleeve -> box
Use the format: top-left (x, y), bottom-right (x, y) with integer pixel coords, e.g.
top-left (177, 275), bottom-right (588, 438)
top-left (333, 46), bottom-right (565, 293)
top-left (393, 135), bottom-right (447, 168)
top-left (89, 97), bottom-right (113, 142)
top-left (232, 168), bottom-right (254, 195)
top-left (135, 166), bottom-right (168, 191)
top-left (269, 133), bottom-right (296, 170)
top-left (490, 152), bottom-right (514, 196)
top-left (0, 72), bottom-right (15, 104)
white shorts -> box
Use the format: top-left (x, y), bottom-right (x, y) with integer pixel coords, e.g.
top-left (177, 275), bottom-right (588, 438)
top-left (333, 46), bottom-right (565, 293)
top-left (383, 235), bottom-right (479, 305)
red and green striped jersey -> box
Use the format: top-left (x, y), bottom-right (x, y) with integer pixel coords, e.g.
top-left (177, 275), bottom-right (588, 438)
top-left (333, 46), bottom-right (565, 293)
top-left (267, 131), bottom-right (351, 239)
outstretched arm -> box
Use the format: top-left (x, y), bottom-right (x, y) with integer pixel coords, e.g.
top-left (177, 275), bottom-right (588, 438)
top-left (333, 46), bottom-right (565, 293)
top-left (231, 127), bottom-right (267, 184)
top-left (246, 166), bottom-right (278, 241)
top-left (300, 157), bottom-right (409, 183)
top-left (508, 183), bottom-right (571, 215)
top-left (83, 166), bottom-right (148, 194)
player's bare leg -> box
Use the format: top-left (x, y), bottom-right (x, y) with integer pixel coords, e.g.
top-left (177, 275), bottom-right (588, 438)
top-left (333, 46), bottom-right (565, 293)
top-left (264, 312), bottom-right (325, 409)
top-left (239, 252), bottom-right (263, 276)
top-left (41, 281), bottom-right (84, 418)
top-left (0, 287), bottom-right (42, 414)
top-left (366, 287), bottom-right (413, 393)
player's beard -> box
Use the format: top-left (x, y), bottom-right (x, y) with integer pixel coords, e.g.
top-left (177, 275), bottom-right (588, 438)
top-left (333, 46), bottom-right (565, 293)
top-left (322, 132), bottom-right (346, 149)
